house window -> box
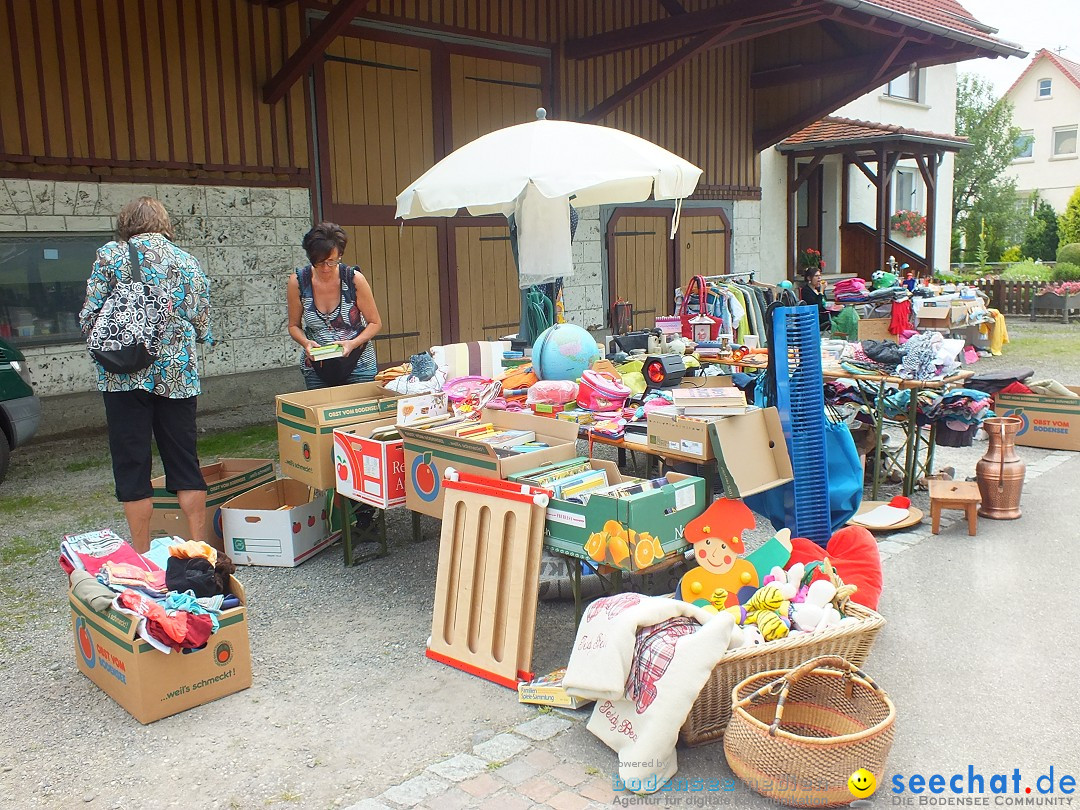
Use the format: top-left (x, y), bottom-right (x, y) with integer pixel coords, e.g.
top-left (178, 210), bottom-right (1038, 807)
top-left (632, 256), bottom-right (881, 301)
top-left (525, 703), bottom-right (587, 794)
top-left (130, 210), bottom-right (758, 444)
top-left (886, 67), bottom-right (921, 102)
top-left (1014, 131), bottom-right (1034, 159)
top-left (1038, 78), bottom-right (1052, 98)
top-left (893, 169), bottom-right (918, 213)
top-left (0, 232), bottom-right (108, 346)
top-left (1053, 126), bottom-right (1077, 156)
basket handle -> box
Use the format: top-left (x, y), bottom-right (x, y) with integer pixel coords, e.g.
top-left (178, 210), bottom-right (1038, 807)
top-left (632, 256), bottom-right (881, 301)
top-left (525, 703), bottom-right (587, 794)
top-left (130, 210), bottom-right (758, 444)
top-left (735, 655), bottom-right (884, 736)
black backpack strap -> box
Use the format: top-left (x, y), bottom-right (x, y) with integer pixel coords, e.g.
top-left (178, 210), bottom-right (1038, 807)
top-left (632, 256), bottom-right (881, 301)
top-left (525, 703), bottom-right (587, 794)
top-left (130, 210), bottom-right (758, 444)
top-left (339, 264), bottom-right (358, 305)
top-left (127, 240), bottom-right (143, 284)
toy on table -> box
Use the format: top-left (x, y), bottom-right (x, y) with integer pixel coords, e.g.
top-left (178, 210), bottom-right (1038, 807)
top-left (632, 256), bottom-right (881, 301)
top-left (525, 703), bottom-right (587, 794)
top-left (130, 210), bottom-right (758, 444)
top-left (677, 498), bottom-right (792, 608)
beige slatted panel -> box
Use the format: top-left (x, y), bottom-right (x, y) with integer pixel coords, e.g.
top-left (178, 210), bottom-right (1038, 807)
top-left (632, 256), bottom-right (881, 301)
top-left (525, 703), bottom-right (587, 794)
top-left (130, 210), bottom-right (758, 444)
top-left (454, 225), bottom-right (520, 342)
top-left (448, 53), bottom-right (542, 149)
top-left (342, 225), bottom-right (442, 366)
top-left (679, 214), bottom-right (730, 290)
top-left (610, 215), bottom-right (668, 332)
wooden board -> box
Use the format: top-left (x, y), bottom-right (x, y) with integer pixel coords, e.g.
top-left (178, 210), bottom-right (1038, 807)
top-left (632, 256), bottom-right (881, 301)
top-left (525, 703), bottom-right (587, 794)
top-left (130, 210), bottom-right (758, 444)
top-left (847, 501), bottom-right (924, 531)
top-left (610, 214), bottom-right (669, 331)
top-left (428, 480), bottom-right (547, 688)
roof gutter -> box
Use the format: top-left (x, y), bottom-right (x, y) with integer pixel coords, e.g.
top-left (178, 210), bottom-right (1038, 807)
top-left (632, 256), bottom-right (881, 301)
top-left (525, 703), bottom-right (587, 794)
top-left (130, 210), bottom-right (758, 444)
top-left (824, 0), bottom-right (1027, 59)
top-left (776, 134), bottom-right (972, 152)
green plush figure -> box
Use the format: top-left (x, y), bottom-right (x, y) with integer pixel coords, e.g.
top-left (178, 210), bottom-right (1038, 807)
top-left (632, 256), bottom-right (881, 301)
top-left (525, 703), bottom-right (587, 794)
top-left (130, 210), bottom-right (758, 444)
top-left (871, 270), bottom-right (898, 290)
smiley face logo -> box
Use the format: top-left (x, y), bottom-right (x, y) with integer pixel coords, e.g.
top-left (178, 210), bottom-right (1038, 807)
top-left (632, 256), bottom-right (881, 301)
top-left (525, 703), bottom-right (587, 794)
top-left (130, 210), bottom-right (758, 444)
top-left (848, 768), bottom-right (877, 798)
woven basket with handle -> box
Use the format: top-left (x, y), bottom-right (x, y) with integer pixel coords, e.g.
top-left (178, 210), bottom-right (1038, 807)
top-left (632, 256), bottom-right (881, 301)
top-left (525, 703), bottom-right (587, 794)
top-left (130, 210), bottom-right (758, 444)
top-left (680, 561), bottom-right (885, 747)
top-left (723, 655), bottom-right (895, 807)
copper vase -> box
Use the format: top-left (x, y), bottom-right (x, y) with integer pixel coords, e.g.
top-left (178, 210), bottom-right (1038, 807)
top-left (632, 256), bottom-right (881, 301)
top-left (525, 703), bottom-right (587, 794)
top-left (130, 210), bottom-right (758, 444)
top-left (976, 416), bottom-right (1026, 519)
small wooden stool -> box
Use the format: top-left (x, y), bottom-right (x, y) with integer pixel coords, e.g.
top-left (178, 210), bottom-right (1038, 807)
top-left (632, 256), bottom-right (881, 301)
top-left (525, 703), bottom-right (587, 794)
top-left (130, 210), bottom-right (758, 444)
top-left (928, 480), bottom-right (981, 536)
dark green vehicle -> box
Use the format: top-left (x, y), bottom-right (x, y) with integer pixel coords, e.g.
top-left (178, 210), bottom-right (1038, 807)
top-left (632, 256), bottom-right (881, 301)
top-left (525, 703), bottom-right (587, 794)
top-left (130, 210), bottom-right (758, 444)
top-left (0, 337), bottom-right (40, 486)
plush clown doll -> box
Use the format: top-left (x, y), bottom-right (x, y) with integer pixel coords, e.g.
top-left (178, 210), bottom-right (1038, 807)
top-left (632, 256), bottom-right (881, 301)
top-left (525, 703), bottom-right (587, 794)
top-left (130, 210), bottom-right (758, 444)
top-left (678, 498), bottom-right (792, 609)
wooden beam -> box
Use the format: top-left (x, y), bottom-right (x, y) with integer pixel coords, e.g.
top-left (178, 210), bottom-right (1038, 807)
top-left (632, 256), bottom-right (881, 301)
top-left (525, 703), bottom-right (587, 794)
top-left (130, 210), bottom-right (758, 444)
top-left (819, 18), bottom-right (858, 52)
top-left (787, 154), bottom-right (798, 280)
top-left (262, 0), bottom-right (372, 104)
top-left (752, 52), bottom-right (891, 89)
top-left (872, 37), bottom-right (910, 84)
top-left (914, 153), bottom-right (935, 192)
top-left (565, 0), bottom-right (817, 60)
top-left (925, 153), bottom-right (938, 274)
top-left (657, 0), bottom-right (686, 15)
top-left (794, 155), bottom-right (825, 191)
top-left (850, 155), bottom-right (878, 185)
top-left (877, 146), bottom-right (888, 273)
top-left (579, 29), bottom-right (733, 123)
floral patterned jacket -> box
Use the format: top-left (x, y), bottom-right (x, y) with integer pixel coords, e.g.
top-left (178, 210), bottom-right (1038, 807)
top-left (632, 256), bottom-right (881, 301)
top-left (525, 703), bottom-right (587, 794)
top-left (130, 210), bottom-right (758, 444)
top-left (78, 233), bottom-right (213, 398)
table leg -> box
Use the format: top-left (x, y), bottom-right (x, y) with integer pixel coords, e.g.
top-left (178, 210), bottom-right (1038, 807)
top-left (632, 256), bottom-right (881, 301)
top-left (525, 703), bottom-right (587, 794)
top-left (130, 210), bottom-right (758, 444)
top-left (571, 560), bottom-right (582, 627)
top-left (902, 391), bottom-right (919, 496)
top-left (872, 386), bottom-right (886, 500)
top-left (339, 492), bottom-right (354, 567)
top-left (411, 510), bottom-right (423, 544)
top-left (617, 446), bottom-right (627, 468)
top-left (926, 422), bottom-right (937, 482)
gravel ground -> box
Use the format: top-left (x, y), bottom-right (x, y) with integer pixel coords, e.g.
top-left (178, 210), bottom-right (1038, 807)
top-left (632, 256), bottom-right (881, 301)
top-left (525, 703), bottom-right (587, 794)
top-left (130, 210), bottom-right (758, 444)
top-left (0, 315), bottom-right (1076, 810)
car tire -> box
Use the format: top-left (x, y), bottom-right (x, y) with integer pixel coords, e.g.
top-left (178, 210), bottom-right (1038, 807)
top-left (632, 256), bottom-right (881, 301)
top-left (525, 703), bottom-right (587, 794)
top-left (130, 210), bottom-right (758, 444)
top-left (0, 430), bottom-right (9, 488)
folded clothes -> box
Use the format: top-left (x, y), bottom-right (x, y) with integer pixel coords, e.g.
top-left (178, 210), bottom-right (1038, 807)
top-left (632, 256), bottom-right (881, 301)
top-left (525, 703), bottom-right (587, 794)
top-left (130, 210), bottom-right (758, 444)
top-left (69, 570), bottom-right (118, 612)
top-left (168, 540), bottom-right (218, 566)
top-left (97, 561), bottom-right (168, 597)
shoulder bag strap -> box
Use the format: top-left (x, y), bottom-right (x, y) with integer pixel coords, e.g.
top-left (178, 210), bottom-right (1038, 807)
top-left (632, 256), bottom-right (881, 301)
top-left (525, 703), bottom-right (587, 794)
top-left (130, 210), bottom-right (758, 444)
top-left (127, 240), bottom-right (143, 284)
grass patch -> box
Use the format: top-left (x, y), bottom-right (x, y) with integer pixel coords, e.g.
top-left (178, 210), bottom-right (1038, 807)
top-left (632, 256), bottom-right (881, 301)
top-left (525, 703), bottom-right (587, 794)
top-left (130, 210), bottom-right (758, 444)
top-left (0, 535), bottom-right (42, 565)
top-left (64, 456), bottom-right (109, 473)
top-left (198, 424), bottom-right (278, 459)
top-left (0, 494), bottom-right (45, 514)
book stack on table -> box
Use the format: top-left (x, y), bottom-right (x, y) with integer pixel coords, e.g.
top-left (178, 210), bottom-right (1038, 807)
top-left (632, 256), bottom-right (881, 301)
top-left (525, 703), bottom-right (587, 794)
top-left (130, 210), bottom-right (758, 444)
top-left (669, 385), bottom-right (749, 417)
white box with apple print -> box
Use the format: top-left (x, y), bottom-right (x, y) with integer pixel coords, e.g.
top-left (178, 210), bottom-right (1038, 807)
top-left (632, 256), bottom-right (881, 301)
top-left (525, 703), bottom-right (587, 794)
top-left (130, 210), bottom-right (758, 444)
top-left (221, 478), bottom-right (332, 567)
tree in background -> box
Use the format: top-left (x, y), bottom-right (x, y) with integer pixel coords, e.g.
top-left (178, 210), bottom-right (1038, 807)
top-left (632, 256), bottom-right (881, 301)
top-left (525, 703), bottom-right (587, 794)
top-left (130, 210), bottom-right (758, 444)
top-left (952, 73), bottom-right (1023, 263)
top-left (1021, 193), bottom-right (1060, 261)
top-left (1060, 186), bottom-right (1080, 246)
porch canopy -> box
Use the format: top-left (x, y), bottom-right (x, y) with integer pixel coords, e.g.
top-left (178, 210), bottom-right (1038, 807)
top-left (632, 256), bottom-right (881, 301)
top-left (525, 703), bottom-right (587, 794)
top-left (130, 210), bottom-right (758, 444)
top-left (778, 117), bottom-right (970, 279)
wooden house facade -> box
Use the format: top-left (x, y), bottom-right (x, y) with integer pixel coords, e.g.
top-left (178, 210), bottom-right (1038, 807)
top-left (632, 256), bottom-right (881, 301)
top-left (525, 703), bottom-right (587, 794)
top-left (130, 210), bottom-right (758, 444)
top-left (0, 0), bottom-right (1020, 403)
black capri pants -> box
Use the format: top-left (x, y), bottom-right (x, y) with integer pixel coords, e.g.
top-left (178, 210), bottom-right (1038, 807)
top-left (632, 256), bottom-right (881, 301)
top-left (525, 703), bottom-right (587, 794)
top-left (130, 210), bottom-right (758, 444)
top-left (102, 390), bottom-right (206, 502)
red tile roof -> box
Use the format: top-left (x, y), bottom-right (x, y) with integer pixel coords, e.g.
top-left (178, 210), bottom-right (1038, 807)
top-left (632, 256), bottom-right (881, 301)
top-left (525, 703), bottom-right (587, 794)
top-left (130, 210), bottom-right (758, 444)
top-left (1004, 48), bottom-right (1080, 97)
top-left (822, 0), bottom-right (1024, 57)
top-left (782, 116), bottom-right (969, 147)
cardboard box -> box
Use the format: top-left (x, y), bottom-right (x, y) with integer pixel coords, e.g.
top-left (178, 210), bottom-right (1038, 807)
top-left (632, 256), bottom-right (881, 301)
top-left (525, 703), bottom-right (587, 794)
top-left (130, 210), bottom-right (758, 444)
top-left (276, 383), bottom-right (401, 490)
top-left (150, 458), bottom-right (276, 550)
top-left (857, 317), bottom-right (896, 343)
top-left (396, 409), bottom-right (579, 517)
top-left (220, 478), bottom-right (332, 567)
top-left (707, 407), bottom-right (795, 497)
top-left (539, 459), bottom-right (705, 572)
top-left (678, 374), bottom-right (733, 389)
top-left (648, 409), bottom-right (723, 461)
top-left (996, 386), bottom-right (1080, 451)
top-left (69, 575), bottom-right (252, 724)
top-left (333, 417), bottom-right (405, 509)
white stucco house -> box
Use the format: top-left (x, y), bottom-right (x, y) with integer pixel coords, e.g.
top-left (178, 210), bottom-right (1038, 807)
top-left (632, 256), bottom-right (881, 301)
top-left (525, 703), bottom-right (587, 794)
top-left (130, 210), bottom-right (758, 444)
top-left (1002, 48), bottom-right (1080, 213)
top-left (758, 64), bottom-right (963, 282)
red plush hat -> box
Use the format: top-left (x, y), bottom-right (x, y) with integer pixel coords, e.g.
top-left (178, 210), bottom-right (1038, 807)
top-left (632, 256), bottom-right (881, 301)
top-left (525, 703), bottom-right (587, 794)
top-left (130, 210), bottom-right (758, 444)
top-left (683, 498), bottom-right (756, 553)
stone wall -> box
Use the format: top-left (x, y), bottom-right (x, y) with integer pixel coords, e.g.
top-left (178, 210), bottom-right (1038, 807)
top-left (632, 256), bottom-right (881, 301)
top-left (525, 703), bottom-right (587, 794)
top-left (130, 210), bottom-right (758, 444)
top-left (0, 179), bottom-right (312, 398)
top-left (732, 199), bottom-right (763, 281)
top-left (561, 205), bottom-right (606, 330)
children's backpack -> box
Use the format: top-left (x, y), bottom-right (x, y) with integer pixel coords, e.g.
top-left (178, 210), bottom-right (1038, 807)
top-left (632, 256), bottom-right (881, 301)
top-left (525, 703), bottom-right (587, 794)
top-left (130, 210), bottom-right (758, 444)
top-left (86, 241), bottom-right (170, 375)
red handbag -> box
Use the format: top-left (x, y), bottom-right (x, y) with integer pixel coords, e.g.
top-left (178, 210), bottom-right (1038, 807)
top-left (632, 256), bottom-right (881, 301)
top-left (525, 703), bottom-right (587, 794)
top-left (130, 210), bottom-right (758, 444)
top-left (679, 275), bottom-right (721, 340)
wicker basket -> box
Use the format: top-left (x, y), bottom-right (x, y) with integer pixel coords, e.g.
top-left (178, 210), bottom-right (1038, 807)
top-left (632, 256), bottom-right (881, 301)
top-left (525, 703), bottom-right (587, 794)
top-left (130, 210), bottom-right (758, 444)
top-left (723, 655), bottom-right (896, 807)
top-left (680, 602), bottom-right (884, 747)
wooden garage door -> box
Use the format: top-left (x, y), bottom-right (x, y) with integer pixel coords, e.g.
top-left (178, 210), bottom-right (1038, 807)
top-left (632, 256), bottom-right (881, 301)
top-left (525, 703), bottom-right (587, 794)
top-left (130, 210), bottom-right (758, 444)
top-left (454, 225), bottom-right (520, 342)
top-left (321, 40), bottom-right (441, 363)
top-left (679, 214), bottom-right (731, 291)
top-left (610, 215), bottom-right (670, 331)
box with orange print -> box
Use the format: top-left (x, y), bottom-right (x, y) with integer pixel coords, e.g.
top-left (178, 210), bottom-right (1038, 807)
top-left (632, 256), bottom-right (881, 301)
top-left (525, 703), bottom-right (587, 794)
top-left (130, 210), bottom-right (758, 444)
top-left (531, 458), bottom-right (706, 573)
top-left (69, 575), bottom-right (252, 725)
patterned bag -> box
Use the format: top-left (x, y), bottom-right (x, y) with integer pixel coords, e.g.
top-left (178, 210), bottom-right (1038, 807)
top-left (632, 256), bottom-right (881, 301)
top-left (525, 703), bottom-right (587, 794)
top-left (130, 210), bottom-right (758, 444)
top-left (86, 241), bottom-right (170, 374)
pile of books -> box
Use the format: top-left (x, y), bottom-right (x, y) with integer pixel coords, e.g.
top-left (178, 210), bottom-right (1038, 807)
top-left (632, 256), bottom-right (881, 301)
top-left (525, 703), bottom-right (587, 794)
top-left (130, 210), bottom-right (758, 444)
top-left (310, 343), bottom-right (345, 360)
top-left (433, 422), bottom-right (551, 455)
top-left (670, 385), bottom-right (748, 416)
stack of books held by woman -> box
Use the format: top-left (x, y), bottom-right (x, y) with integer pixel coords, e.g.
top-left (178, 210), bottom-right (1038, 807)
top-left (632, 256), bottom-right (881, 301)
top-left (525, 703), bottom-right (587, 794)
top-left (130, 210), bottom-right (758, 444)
top-left (310, 343), bottom-right (345, 360)
top-left (669, 386), bottom-right (749, 416)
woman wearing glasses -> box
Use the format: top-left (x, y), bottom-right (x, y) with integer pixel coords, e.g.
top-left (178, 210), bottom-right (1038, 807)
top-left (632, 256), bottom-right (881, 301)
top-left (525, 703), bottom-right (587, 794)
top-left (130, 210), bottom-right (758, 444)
top-left (287, 222), bottom-right (382, 389)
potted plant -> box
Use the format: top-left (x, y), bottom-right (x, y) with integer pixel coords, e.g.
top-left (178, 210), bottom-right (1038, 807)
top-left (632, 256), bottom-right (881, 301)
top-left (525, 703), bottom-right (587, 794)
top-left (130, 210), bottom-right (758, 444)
top-left (798, 248), bottom-right (825, 272)
top-left (890, 210), bottom-right (927, 238)
top-left (1031, 281), bottom-right (1080, 324)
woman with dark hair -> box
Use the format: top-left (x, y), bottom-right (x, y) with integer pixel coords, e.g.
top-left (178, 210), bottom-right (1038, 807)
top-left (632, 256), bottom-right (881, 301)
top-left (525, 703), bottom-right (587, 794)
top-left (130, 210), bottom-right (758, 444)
top-left (79, 196), bottom-right (213, 552)
top-left (800, 267), bottom-right (832, 331)
top-left (286, 222), bottom-right (382, 389)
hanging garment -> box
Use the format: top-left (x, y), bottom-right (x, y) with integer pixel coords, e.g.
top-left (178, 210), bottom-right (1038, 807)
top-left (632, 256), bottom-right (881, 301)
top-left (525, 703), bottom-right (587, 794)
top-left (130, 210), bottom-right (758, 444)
top-left (982, 308), bottom-right (1009, 356)
top-left (889, 299), bottom-right (913, 335)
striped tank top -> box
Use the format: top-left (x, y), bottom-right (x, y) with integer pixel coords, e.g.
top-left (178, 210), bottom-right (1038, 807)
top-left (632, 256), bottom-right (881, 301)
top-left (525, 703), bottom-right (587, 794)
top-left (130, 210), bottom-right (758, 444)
top-left (295, 264), bottom-right (377, 379)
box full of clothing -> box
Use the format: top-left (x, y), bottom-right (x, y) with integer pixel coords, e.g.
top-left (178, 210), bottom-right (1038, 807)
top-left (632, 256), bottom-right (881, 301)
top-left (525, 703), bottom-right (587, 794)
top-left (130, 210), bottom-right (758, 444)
top-left (63, 530), bottom-right (252, 724)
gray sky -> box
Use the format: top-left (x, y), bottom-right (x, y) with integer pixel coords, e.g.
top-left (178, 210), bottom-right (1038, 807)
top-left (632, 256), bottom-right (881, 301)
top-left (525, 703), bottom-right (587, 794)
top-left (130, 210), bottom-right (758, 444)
top-left (958, 0), bottom-right (1076, 96)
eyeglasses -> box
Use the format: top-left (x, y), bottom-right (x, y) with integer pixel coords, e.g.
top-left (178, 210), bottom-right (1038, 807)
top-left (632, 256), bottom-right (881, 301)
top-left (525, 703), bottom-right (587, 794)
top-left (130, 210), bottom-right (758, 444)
top-left (314, 256), bottom-right (341, 268)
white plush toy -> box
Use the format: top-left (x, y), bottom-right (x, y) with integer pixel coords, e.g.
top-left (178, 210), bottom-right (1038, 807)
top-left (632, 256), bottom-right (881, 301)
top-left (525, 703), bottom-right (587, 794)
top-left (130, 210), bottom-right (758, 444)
top-left (766, 563), bottom-right (805, 601)
top-left (791, 579), bottom-right (837, 632)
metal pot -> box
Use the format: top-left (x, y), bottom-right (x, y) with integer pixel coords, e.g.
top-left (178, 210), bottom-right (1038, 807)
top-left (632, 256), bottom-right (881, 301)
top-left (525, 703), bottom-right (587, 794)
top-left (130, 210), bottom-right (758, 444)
top-left (976, 416), bottom-right (1026, 519)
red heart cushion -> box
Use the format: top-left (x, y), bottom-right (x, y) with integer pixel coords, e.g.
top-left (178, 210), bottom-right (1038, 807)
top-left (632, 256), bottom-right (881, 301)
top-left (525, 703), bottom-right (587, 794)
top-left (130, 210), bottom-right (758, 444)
top-left (787, 526), bottom-right (883, 610)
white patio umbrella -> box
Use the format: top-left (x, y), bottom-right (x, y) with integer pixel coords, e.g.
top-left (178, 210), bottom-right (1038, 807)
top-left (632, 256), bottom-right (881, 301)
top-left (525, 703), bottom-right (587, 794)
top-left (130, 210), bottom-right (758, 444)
top-left (395, 109), bottom-right (703, 288)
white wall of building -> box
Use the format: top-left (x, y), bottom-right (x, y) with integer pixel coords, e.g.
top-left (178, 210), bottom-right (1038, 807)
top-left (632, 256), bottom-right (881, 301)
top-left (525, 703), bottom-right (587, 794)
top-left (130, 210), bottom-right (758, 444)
top-left (759, 63), bottom-right (959, 280)
top-left (1004, 57), bottom-right (1080, 212)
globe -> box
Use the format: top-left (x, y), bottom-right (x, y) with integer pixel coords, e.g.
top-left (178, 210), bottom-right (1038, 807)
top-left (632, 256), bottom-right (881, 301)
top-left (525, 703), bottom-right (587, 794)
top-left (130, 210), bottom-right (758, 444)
top-left (532, 323), bottom-right (600, 381)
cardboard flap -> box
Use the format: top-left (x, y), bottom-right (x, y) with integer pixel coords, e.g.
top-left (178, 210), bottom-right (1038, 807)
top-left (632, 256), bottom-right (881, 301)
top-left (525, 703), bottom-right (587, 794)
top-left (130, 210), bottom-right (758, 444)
top-left (276, 383), bottom-right (399, 425)
top-left (707, 408), bottom-right (794, 497)
top-left (69, 588), bottom-right (140, 641)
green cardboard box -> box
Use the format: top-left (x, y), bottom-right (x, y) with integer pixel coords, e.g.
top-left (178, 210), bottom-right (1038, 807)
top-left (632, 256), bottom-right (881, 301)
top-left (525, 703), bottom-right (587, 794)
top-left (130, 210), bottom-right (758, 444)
top-left (535, 459), bottom-right (706, 572)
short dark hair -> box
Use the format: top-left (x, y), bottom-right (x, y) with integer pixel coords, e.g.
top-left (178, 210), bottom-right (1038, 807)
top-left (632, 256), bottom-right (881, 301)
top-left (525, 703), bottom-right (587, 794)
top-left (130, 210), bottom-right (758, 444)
top-left (302, 222), bottom-right (348, 264)
top-left (800, 266), bottom-right (821, 281)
